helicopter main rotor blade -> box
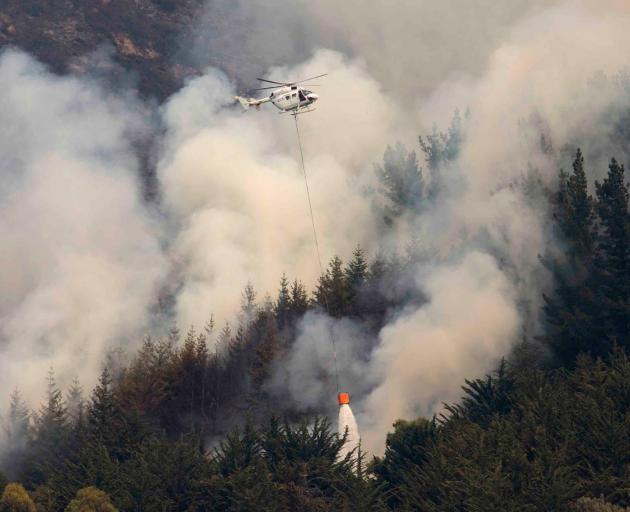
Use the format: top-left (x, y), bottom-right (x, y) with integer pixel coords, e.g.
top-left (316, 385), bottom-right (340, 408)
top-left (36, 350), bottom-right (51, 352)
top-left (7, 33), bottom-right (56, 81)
top-left (256, 78), bottom-right (286, 85)
top-left (294, 73), bottom-right (328, 84)
top-left (253, 84), bottom-right (322, 92)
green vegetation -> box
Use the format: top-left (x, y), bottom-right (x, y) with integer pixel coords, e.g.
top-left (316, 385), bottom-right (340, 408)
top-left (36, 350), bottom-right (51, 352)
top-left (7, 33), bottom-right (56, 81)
top-left (0, 483), bottom-right (36, 512)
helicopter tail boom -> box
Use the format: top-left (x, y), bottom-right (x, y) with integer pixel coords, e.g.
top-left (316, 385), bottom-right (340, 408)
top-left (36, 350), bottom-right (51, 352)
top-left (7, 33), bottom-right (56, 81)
top-left (234, 96), bottom-right (269, 111)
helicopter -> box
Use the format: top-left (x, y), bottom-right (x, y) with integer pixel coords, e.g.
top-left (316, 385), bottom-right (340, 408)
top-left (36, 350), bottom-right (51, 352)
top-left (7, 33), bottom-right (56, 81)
top-left (234, 74), bottom-right (326, 115)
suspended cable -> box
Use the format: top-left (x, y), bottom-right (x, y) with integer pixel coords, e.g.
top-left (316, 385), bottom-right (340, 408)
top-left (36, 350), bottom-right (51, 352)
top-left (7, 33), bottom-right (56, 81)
top-left (292, 112), bottom-right (340, 394)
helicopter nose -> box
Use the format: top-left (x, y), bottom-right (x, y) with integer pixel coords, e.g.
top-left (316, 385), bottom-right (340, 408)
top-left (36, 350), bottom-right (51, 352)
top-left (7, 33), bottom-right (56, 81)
top-left (308, 93), bottom-right (319, 102)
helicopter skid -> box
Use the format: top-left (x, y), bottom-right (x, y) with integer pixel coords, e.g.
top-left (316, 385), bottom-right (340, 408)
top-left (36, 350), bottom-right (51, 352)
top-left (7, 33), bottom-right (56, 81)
top-left (282, 106), bottom-right (317, 115)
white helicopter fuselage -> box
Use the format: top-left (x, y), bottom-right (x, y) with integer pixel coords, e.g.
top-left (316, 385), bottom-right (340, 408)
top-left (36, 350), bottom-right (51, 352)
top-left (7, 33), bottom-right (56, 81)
top-left (270, 85), bottom-right (318, 111)
top-left (235, 85), bottom-right (319, 114)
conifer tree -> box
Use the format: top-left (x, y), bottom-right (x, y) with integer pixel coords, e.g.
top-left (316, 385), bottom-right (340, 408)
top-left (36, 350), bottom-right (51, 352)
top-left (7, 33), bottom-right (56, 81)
top-left (444, 108), bottom-right (463, 162)
top-left (240, 282), bottom-right (258, 326)
top-left (7, 389), bottom-right (29, 446)
top-left (375, 143), bottom-right (424, 220)
top-left (542, 149), bottom-right (602, 363)
top-left (66, 378), bottom-right (85, 427)
top-left (288, 280), bottom-right (309, 320)
top-left (32, 369), bottom-right (69, 472)
top-left (275, 274), bottom-right (291, 329)
top-left (315, 256), bottom-right (350, 317)
top-left (87, 368), bottom-right (129, 457)
top-left (345, 246), bottom-right (368, 315)
top-left (37, 369), bottom-right (67, 434)
top-left (595, 158), bottom-right (630, 347)
top-left (345, 246), bottom-right (368, 292)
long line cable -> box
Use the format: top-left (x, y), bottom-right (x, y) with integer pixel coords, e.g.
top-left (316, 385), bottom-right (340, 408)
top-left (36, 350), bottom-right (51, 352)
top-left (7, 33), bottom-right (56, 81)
top-left (293, 112), bottom-right (340, 394)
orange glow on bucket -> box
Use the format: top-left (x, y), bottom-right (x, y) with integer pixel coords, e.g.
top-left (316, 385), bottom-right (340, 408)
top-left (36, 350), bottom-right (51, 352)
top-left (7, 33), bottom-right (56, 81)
top-left (338, 392), bottom-right (350, 405)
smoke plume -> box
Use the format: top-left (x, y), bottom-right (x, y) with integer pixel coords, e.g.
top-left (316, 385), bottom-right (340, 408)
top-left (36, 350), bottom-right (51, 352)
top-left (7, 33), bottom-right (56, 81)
top-left (1, 0), bottom-right (630, 456)
top-left (0, 51), bottom-right (167, 403)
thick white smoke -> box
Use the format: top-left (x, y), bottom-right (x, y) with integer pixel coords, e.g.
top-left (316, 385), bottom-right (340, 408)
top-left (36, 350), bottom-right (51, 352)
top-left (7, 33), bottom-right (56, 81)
top-left (0, 51), bottom-right (167, 403)
top-left (253, 0), bottom-right (630, 453)
top-left (158, 50), bottom-right (395, 328)
top-left (2, 0), bottom-right (630, 457)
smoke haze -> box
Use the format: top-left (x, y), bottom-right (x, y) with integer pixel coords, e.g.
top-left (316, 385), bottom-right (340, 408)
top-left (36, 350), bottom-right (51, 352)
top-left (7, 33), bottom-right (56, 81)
top-left (1, 0), bottom-right (630, 454)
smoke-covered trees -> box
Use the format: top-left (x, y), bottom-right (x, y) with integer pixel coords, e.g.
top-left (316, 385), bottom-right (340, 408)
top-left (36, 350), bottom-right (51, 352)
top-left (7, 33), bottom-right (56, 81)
top-left (1, 142), bottom-right (630, 509)
top-left (6, 390), bottom-right (29, 448)
top-left (375, 143), bottom-right (424, 221)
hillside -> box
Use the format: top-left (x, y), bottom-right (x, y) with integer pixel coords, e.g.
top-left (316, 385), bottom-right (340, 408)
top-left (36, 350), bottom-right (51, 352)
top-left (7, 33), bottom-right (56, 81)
top-left (0, 0), bottom-right (204, 99)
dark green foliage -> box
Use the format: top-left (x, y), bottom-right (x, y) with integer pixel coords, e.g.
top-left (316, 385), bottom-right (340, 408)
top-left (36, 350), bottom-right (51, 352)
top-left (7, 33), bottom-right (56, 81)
top-left (444, 358), bottom-right (514, 427)
top-left (371, 418), bottom-right (436, 508)
top-left (594, 158), bottom-right (630, 346)
top-left (3, 142), bottom-right (630, 510)
top-left (314, 256), bottom-right (350, 317)
top-left (543, 150), bottom-right (630, 364)
top-left (370, 351), bottom-right (630, 511)
top-left (344, 246), bottom-right (368, 315)
top-left (23, 370), bottom-right (71, 486)
top-left (275, 274), bottom-right (291, 329)
top-left (193, 418), bottom-right (361, 512)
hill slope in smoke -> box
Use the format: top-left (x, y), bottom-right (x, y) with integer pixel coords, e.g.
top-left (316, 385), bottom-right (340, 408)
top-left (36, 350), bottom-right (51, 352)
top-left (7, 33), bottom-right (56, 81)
top-left (0, 0), bottom-right (208, 99)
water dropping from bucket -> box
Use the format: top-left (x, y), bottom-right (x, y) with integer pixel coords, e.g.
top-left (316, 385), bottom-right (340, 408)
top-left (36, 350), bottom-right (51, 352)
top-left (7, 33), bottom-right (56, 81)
top-left (337, 392), bottom-right (360, 460)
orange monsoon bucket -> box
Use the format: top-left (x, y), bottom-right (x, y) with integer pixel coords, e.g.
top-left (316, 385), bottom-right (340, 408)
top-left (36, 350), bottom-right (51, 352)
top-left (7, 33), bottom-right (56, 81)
top-left (338, 392), bottom-right (350, 405)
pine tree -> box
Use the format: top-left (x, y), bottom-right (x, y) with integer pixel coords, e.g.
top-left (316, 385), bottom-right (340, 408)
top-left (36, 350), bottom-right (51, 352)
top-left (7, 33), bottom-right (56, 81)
top-left (419, 110), bottom-right (464, 198)
top-left (87, 368), bottom-right (130, 458)
top-left (240, 282), bottom-right (258, 326)
top-left (444, 108), bottom-right (463, 162)
top-left (595, 158), bottom-right (630, 347)
top-left (288, 280), bottom-right (309, 320)
top-left (315, 256), bottom-right (350, 317)
top-left (345, 246), bottom-right (368, 291)
top-left (37, 369), bottom-right (66, 430)
top-left (542, 149), bottom-right (602, 364)
top-left (22, 370), bottom-right (70, 485)
top-left (217, 323), bottom-right (232, 357)
top-left (374, 143), bottom-right (424, 220)
top-left (7, 389), bottom-right (29, 446)
top-left (66, 378), bottom-right (85, 427)
top-left (275, 274), bottom-right (291, 329)
top-left (344, 246), bottom-right (368, 315)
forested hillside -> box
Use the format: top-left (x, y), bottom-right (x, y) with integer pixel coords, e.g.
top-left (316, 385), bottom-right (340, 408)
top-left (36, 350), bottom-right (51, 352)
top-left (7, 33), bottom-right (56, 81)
top-left (0, 130), bottom-right (629, 510)
top-left (2, 1), bottom-right (630, 510)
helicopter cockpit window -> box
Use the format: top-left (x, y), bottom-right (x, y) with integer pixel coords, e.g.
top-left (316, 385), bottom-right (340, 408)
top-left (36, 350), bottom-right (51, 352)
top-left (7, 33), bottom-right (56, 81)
top-left (299, 90), bottom-right (307, 101)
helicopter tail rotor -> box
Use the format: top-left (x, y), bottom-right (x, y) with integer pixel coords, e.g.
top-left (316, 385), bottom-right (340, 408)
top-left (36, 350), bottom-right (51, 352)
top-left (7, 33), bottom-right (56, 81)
top-left (234, 96), bottom-right (251, 110)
